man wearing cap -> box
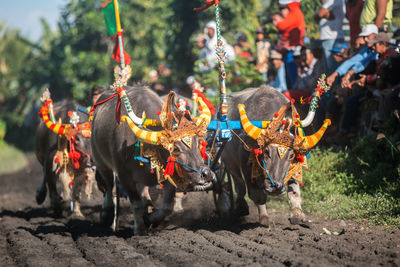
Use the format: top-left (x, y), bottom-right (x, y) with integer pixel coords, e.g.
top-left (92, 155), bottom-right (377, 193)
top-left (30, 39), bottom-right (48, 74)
top-left (331, 42), bottom-right (350, 64)
top-left (268, 50), bottom-right (288, 93)
top-left (314, 0), bottom-right (345, 75)
top-left (255, 26), bottom-right (271, 82)
top-left (326, 24), bottom-right (379, 86)
top-left (359, 32), bottom-right (397, 86)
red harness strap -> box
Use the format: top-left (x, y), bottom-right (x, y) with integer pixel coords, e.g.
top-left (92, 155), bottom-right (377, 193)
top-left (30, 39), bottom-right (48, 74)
top-left (88, 92), bottom-right (119, 122)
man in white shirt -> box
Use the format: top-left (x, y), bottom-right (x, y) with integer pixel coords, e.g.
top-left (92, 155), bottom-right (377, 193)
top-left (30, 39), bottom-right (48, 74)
top-left (199, 21), bottom-right (235, 73)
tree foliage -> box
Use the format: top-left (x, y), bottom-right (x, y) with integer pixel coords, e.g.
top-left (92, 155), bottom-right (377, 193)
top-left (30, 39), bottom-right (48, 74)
top-left (4, 0), bottom-right (400, 149)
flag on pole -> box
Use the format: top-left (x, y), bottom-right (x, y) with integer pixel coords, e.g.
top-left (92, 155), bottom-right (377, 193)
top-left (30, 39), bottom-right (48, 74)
top-left (101, 0), bottom-right (131, 65)
top-left (101, 1), bottom-right (118, 36)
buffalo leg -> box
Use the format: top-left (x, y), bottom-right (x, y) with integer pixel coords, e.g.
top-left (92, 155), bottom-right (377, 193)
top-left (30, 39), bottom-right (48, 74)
top-left (98, 168), bottom-right (115, 227)
top-left (146, 182), bottom-right (175, 228)
top-left (247, 182), bottom-right (269, 225)
top-left (287, 180), bottom-right (307, 225)
top-left (45, 159), bottom-right (63, 215)
top-left (173, 192), bottom-right (184, 213)
top-left (232, 173), bottom-right (249, 217)
top-left (35, 174), bottom-right (47, 205)
top-left (71, 175), bottom-right (86, 217)
top-left (141, 186), bottom-right (154, 213)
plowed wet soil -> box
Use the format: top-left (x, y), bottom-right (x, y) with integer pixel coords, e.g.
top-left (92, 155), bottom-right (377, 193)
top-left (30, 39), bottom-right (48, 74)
top-left (1, 156), bottom-right (399, 266)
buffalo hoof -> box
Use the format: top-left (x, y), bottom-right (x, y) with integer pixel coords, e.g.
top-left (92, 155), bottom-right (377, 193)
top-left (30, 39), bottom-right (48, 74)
top-left (259, 215), bottom-right (271, 226)
top-left (235, 199), bottom-right (249, 217)
top-left (289, 209), bottom-right (310, 228)
top-left (134, 224), bottom-right (147, 236)
top-left (100, 207), bottom-right (114, 227)
top-left (143, 208), bottom-right (159, 228)
top-left (71, 210), bottom-right (84, 218)
top-left (36, 186), bottom-right (47, 205)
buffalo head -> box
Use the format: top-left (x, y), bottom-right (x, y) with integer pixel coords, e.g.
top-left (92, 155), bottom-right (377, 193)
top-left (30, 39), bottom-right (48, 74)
top-left (121, 92), bottom-right (215, 191)
top-left (238, 102), bottom-right (331, 193)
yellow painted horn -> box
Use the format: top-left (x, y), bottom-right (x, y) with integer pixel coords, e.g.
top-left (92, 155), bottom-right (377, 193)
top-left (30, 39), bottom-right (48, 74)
top-left (238, 104), bottom-right (263, 140)
top-left (193, 97), bottom-right (211, 126)
top-left (302, 119), bottom-right (331, 149)
top-left (121, 115), bottom-right (161, 145)
top-left (40, 106), bottom-right (68, 135)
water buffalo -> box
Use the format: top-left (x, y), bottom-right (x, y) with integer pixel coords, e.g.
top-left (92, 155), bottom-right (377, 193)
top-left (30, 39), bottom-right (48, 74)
top-left (35, 99), bottom-right (95, 217)
top-left (221, 85), bottom-right (330, 225)
top-left (91, 86), bottom-right (214, 235)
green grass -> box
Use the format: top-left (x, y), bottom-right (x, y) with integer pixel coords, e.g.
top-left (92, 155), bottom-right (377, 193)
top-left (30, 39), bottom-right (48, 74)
top-left (0, 140), bottom-right (28, 175)
top-left (300, 137), bottom-right (400, 226)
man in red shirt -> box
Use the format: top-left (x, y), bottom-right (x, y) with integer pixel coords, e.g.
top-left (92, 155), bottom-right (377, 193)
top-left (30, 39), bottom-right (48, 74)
top-left (273, 0), bottom-right (306, 48)
top-left (272, 0), bottom-right (306, 87)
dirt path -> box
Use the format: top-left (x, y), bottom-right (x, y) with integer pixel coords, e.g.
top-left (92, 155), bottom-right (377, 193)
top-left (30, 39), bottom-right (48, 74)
top-left (0, 156), bottom-right (399, 266)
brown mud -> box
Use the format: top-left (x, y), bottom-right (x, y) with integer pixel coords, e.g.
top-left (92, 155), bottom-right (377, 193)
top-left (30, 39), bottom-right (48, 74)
top-left (0, 156), bottom-right (399, 266)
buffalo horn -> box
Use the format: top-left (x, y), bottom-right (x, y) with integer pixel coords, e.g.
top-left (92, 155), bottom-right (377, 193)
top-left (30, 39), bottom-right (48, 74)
top-left (121, 115), bottom-right (161, 145)
top-left (300, 119), bottom-right (331, 149)
top-left (237, 104), bottom-right (263, 140)
top-left (193, 97), bottom-right (211, 127)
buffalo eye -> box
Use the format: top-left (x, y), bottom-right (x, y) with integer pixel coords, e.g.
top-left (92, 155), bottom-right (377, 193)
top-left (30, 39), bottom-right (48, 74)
top-left (173, 145), bottom-right (181, 154)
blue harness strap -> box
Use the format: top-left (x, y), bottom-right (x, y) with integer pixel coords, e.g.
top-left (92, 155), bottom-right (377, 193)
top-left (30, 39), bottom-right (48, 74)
top-left (174, 160), bottom-right (202, 174)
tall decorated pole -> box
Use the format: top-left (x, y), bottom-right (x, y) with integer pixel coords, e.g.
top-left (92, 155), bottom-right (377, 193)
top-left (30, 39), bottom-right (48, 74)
top-left (214, 3), bottom-right (228, 117)
top-left (113, 0), bottom-right (125, 68)
top-left (101, 0), bottom-right (144, 125)
top-left (195, 0), bottom-right (227, 118)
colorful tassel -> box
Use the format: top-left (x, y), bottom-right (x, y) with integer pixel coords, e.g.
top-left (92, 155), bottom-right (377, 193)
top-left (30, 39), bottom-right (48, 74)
top-left (163, 157), bottom-right (175, 177)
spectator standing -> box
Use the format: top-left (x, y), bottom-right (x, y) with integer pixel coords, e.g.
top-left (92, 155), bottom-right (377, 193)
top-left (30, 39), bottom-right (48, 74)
top-left (274, 0), bottom-right (305, 47)
top-left (268, 50), bottom-right (288, 93)
top-left (255, 26), bottom-right (271, 82)
top-left (360, 0), bottom-right (393, 32)
top-left (236, 33), bottom-right (254, 61)
top-left (314, 0), bottom-right (345, 75)
top-left (273, 0), bottom-right (306, 87)
top-left (346, 0), bottom-right (364, 47)
top-left (202, 21), bottom-right (235, 73)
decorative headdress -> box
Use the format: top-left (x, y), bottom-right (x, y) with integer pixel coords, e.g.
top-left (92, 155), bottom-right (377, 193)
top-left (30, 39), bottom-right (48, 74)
top-left (121, 91), bottom-right (211, 152)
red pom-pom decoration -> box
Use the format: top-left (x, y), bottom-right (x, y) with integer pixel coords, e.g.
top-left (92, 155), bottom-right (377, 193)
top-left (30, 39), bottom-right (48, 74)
top-left (54, 157), bottom-right (60, 163)
top-left (168, 114), bottom-right (173, 118)
top-left (68, 111), bottom-right (73, 116)
top-left (282, 120), bottom-right (286, 125)
top-left (85, 175), bottom-right (89, 179)
top-left (274, 112), bottom-right (279, 117)
top-left (296, 114), bottom-right (300, 118)
top-left (300, 182), bottom-right (304, 186)
top-left (291, 98), bottom-right (295, 103)
top-left (306, 168), bottom-right (310, 172)
top-left (176, 104), bottom-right (180, 108)
top-left (69, 181), bottom-right (74, 186)
top-left (295, 121), bottom-right (299, 125)
top-left (185, 110), bottom-right (189, 115)
top-left (157, 110), bottom-right (161, 115)
top-left (150, 170), bottom-right (154, 174)
top-left (160, 183), bottom-right (164, 188)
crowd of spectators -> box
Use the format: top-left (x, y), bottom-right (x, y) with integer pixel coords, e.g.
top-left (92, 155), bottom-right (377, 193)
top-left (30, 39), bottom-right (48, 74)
top-left (146, 0), bottom-right (400, 148)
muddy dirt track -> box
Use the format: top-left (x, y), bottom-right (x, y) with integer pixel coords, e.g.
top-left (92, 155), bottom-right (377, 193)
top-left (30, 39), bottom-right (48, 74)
top-left (0, 156), bottom-right (399, 267)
